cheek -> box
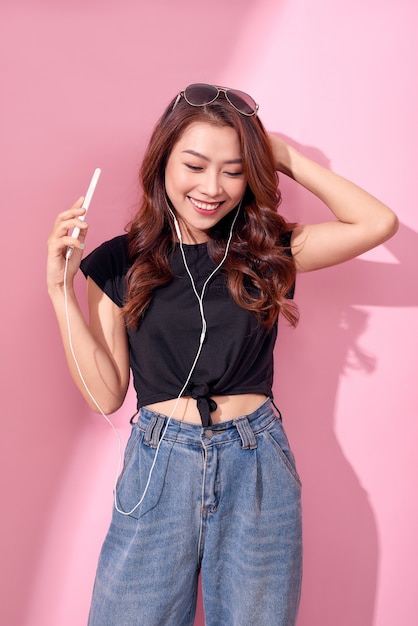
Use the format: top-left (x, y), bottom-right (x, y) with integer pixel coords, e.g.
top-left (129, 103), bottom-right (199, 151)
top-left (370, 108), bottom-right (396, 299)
top-left (164, 167), bottom-right (180, 201)
top-left (165, 164), bottom-right (191, 197)
top-left (229, 178), bottom-right (247, 200)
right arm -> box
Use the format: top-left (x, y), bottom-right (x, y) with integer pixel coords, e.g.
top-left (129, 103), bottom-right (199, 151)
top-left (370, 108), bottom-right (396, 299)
top-left (47, 199), bottom-right (130, 414)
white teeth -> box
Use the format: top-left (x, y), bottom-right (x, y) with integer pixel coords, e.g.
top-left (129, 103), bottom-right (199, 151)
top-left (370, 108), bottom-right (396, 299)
top-left (189, 197), bottom-right (220, 211)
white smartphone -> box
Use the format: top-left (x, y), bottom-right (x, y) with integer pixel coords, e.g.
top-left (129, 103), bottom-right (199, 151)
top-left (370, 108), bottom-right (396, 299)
top-left (66, 167), bottom-right (101, 259)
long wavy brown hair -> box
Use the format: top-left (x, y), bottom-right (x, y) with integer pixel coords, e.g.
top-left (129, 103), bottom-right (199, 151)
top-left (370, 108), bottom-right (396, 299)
top-left (123, 91), bottom-right (298, 330)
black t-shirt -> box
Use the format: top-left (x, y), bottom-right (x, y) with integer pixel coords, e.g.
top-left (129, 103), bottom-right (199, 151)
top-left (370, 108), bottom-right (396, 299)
top-left (81, 233), bottom-right (294, 425)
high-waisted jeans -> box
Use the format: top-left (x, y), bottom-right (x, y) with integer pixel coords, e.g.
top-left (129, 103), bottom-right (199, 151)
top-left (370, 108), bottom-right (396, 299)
top-left (88, 400), bottom-right (302, 626)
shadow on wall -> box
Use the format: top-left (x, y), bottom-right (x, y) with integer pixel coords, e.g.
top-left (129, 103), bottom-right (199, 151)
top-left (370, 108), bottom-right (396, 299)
top-left (272, 138), bottom-right (417, 626)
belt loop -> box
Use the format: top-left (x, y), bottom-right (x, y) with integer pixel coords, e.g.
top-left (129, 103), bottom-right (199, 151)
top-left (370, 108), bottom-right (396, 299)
top-left (235, 417), bottom-right (257, 450)
top-left (271, 398), bottom-right (283, 421)
top-left (144, 414), bottom-right (166, 448)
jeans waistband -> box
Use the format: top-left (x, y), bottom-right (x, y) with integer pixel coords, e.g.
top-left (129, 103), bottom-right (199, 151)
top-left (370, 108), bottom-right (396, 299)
top-left (137, 398), bottom-right (278, 448)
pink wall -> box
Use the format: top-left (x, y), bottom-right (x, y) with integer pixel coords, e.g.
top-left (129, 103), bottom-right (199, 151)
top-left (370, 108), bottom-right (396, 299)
top-left (1, 1), bottom-right (417, 624)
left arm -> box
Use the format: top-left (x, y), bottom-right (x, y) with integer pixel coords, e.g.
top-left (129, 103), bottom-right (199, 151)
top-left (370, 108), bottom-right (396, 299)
top-left (269, 134), bottom-right (399, 272)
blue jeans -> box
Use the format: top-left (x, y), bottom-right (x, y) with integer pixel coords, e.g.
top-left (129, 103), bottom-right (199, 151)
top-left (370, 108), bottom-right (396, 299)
top-left (88, 400), bottom-right (302, 625)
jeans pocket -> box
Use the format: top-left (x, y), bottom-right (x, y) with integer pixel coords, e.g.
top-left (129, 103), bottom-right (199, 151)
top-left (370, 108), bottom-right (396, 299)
top-left (117, 424), bottom-right (142, 483)
top-left (264, 420), bottom-right (302, 488)
top-left (115, 425), bottom-right (173, 519)
top-left (114, 424), bottom-right (143, 517)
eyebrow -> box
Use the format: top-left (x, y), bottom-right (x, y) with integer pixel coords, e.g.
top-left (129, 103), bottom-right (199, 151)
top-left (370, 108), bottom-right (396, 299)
top-left (181, 149), bottom-right (242, 165)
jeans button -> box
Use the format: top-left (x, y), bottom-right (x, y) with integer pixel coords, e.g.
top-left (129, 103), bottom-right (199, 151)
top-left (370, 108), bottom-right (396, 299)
top-left (205, 429), bottom-right (213, 439)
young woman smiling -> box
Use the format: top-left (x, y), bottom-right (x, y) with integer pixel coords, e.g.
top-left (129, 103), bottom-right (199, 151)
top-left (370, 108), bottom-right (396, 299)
top-left (47, 83), bottom-right (398, 626)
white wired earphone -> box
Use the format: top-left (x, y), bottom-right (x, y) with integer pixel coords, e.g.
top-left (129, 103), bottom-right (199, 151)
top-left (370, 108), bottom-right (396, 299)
top-left (64, 169), bottom-right (241, 516)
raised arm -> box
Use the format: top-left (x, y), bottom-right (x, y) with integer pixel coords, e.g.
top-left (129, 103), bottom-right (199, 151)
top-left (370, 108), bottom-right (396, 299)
top-left (269, 134), bottom-right (399, 272)
top-left (47, 199), bottom-right (130, 414)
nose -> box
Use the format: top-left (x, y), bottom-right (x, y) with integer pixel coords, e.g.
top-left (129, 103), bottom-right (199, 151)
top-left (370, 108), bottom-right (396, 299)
top-left (200, 169), bottom-right (223, 198)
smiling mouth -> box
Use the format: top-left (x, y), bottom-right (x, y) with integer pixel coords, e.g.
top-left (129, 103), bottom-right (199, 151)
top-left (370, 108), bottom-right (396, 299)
top-left (189, 197), bottom-right (222, 212)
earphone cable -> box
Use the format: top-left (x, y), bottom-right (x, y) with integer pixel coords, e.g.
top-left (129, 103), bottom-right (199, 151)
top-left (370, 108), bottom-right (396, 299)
top-left (63, 258), bottom-right (124, 495)
top-left (63, 202), bottom-right (241, 517)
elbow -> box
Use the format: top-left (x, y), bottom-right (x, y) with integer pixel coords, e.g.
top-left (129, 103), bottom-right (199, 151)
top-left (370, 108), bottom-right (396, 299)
top-left (85, 392), bottom-right (126, 415)
top-left (390, 211), bottom-right (400, 236)
top-left (376, 208), bottom-right (399, 244)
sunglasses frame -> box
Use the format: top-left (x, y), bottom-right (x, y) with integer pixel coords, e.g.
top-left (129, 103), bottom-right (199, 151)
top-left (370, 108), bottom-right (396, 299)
top-left (172, 83), bottom-right (259, 117)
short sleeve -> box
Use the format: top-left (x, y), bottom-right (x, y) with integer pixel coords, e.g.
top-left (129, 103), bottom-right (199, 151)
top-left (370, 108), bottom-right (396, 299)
top-left (80, 234), bottom-right (130, 308)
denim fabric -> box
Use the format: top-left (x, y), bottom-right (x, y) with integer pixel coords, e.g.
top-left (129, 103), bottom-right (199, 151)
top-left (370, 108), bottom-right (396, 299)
top-left (88, 400), bottom-right (302, 626)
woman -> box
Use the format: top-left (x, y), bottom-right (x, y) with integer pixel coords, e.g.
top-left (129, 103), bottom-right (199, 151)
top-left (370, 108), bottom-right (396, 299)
top-left (47, 83), bottom-right (398, 626)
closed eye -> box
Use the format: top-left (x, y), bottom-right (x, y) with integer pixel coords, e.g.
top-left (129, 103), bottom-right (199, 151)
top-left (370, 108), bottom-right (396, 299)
top-left (185, 163), bottom-right (203, 172)
top-left (225, 171), bottom-right (244, 177)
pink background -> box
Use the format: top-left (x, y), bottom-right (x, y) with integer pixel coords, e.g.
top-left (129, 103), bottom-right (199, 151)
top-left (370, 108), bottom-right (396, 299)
top-left (1, 1), bottom-right (417, 624)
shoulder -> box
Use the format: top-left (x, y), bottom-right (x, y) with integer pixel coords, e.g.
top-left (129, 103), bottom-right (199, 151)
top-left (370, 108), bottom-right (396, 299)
top-left (80, 234), bottom-right (130, 276)
top-left (89, 233), bottom-right (129, 258)
top-left (80, 234), bottom-right (130, 307)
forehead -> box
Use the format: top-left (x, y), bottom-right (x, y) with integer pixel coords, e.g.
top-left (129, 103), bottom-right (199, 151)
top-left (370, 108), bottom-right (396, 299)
top-left (173, 122), bottom-right (241, 158)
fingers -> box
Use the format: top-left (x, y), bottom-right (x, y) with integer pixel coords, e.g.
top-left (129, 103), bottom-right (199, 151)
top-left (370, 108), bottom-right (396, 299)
top-left (49, 198), bottom-right (90, 256)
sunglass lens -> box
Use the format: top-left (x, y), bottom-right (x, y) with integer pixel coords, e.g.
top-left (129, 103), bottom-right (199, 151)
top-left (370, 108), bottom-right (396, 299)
top-left (227, 90), bottom-right (257, 115)
top-left (184, 83), bottom-right (218, 106)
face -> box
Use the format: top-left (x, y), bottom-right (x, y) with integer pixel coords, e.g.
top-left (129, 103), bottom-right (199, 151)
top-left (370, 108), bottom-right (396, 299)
top-left (165, 121), bottom-right (247, 243)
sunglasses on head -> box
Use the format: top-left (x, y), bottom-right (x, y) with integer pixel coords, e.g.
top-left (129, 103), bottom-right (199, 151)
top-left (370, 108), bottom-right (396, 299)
top-left (172, 83), bottom-right (259, 117)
